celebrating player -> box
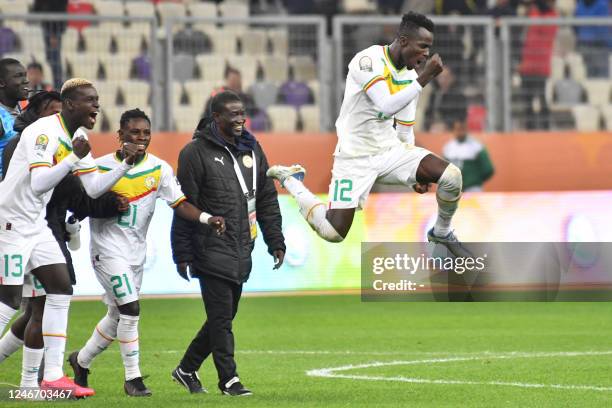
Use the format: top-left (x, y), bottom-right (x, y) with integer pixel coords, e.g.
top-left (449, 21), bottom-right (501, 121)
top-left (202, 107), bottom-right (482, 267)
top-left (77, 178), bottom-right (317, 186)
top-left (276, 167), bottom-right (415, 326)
top-left (68, 109), bottom-right (225, 397)
top-left (0, 90), bottom-right (128, 397)
top-left (267, 12), bottom-right (468, 254)
top-left (0, 78), bottom-right (142, 397)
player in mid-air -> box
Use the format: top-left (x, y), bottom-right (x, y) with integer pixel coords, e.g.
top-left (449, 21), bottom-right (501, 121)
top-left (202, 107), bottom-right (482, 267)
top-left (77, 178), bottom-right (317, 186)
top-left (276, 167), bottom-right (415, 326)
top-left (267, 12), bottom-right (467, 254)
top-left (68, 109), bottom-right (226, 397)
top-left (0, 78), bottom-right (142, 398)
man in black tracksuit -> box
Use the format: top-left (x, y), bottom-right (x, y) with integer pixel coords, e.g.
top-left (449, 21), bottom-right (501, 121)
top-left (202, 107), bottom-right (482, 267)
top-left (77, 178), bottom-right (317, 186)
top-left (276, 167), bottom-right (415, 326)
top-left (170, 91), bottom-right (285, 396)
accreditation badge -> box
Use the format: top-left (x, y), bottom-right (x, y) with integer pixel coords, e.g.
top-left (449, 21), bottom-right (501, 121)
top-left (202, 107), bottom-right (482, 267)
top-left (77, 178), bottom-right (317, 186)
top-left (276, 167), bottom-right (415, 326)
top-left (247, 197), bottom-right (257, 240)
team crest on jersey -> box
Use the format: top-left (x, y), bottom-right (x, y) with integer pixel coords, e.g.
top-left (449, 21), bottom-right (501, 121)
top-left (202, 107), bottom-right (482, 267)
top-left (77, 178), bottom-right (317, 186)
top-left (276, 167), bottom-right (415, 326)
top-left (242, 155), bottom-right (253, 168)
top-left (144, 175), bottom-right (156, 189)
top-left (359, 56), bottom-right (372, 72)
top-left (34, 134), bottom-right (49, 151)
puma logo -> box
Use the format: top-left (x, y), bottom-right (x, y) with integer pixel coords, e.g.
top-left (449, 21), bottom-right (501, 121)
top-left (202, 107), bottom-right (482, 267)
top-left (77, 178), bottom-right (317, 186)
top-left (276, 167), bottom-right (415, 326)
top-left (214, 156), bottom-right (224, 166)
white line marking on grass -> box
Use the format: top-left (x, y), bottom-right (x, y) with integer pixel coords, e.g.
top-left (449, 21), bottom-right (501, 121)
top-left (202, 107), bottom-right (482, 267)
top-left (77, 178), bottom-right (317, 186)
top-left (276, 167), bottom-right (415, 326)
top-left (306, 351), bottom-right (612, 392)
top-left (0, 382), bottom-right (19, 387)
top-left (155, 349), bottom-right (510, 356)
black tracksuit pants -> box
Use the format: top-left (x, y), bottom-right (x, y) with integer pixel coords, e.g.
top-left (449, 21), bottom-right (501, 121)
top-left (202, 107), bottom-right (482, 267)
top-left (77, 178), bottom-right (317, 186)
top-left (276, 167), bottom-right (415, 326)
top-left (179, 273), bottom-right (243, 387)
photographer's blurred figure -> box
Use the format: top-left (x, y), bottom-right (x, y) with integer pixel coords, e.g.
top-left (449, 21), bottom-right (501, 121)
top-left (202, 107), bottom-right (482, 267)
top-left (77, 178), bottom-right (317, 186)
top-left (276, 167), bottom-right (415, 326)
top-left (443, 112), bottom-right (494, 192)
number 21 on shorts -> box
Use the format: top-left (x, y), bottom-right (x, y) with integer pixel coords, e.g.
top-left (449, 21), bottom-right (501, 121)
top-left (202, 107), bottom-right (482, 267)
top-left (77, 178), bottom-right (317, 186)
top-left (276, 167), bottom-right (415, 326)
top-left (333, 179), bottom-right (353, 202)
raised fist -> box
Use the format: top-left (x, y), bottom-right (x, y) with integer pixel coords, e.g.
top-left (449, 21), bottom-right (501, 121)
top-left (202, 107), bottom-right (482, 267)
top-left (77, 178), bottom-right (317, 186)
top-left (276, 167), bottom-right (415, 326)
top-left (423, 54), bottom-right (444, 78)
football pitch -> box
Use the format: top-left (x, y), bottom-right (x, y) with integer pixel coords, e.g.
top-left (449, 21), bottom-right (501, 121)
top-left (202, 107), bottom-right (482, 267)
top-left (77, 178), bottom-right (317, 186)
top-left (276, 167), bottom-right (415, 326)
top-left (2, 295), bottom-right (612, 407)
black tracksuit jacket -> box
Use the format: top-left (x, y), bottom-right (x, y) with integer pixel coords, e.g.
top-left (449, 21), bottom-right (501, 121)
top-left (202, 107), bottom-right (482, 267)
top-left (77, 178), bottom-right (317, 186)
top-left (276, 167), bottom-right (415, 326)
top-left (170, 120), bottom-right (285, 284)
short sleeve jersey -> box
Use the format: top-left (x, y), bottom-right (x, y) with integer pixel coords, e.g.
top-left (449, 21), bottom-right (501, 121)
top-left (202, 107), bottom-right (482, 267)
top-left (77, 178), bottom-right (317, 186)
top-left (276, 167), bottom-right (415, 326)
top-left (334, 45), bottom-right (419, 157)
top-left (89, 152), bottom-right (186, 265)
top-left (0, 114), bottom-right (97, 235)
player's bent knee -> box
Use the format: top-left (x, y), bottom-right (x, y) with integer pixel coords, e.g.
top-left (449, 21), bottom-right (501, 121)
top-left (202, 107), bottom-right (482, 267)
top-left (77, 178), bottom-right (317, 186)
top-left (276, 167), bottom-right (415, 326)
top-left (316, 220), bottom-right (345, 243)
top-left (437, 163), bottom-right (462, 200)
top-left (118, 301), bottom-right (140, 317)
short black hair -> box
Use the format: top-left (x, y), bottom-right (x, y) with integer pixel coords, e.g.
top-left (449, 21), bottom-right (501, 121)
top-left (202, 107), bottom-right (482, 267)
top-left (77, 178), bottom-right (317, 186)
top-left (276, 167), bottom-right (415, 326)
top-left (211, 90), bottom-right (242, 114)
top-left (27, 62), bottom-right (43, 72)
top-left (120, 108), bottom-right (151, 129)
top-left (0, 58), bottom-right (23, 81)
top-left (397, 12), bottom-right (434, 38)
top-left (26, 91), bottom-right (61, 115)
top-left (224, 66), bottom-right (240, 79)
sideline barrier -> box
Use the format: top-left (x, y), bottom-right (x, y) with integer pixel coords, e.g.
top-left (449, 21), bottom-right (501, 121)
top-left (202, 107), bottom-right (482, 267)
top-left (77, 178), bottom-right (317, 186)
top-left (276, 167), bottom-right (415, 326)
top-left (69, 191), bottom-right (612, 297)
top-left (90, 131), bottom-right (612, 193)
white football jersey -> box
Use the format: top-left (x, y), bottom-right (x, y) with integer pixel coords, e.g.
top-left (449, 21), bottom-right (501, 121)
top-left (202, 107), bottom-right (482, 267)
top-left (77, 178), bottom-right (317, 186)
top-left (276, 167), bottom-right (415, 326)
top-left (89, 152), bottom-right (186, 266)
top-left (0, 114), bottom-right (97, 235)
top-left (335, 45), bottom-right (419, 157)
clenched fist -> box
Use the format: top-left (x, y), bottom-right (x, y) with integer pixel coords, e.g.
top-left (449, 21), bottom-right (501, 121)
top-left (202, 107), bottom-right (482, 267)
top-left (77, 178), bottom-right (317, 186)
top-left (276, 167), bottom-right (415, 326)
top-left (417, 54), bottom-right (444, 87)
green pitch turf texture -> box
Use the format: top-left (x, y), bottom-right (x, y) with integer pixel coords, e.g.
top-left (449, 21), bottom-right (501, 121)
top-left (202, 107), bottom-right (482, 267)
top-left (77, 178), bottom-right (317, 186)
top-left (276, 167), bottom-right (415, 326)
top-left (1, 295), bottom-right (611, 407)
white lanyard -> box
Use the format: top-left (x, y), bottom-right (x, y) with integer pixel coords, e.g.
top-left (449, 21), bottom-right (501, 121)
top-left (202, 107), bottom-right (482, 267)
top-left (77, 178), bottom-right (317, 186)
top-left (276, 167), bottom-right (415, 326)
top-left (224, 147), bottom-right (256, 198)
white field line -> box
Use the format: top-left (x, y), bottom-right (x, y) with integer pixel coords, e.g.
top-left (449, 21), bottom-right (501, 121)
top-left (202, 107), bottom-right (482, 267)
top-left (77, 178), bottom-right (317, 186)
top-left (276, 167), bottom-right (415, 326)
top-left (153, 349), bottom-right (524, 356)
top-left (306, 351), bottom-right (612, 392)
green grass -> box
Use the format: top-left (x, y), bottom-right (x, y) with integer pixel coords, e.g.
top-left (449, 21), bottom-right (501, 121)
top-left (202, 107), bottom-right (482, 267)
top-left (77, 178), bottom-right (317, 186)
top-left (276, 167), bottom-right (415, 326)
top-left (2, 295), bottom-right (612, 407)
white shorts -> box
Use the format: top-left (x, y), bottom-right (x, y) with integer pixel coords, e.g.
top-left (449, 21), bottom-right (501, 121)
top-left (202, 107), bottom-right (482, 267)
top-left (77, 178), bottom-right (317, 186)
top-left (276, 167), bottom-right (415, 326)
top-left (328, 144), bottom-right (431, 210)
top-left (92, 257), bottom-right (143, 306)
top-left (0, 226), bottom-right (64, 288)
top-left (22, 274), bottom-right (46, 298)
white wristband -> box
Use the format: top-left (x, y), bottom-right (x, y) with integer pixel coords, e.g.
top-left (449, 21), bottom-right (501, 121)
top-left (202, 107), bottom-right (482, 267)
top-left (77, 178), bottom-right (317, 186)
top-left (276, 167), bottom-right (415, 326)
top-left (199, 212), bottom-right (212, 224)
top-left (64, 152), bottom-right (80, 166)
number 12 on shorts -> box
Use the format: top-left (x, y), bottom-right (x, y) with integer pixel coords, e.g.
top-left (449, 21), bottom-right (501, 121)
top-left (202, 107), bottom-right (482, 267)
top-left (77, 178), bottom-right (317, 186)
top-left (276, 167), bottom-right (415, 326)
top-left (333, 179), bottom-right (353, 202)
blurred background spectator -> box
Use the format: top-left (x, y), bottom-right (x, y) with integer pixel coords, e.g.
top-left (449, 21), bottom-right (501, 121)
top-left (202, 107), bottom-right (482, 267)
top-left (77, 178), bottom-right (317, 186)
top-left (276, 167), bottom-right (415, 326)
top-left (575, 0), bottom-right (612, 78)
top-left (26, 62), bottom-right (53, 92)
top-left (518, 0), bottom-right (558, 130)
top-left (33, 0), bottom-right (68, 90)
top-left (424, 66), bottom-right (466, 132)
top-left (443, 111), bottom-right (495, 192)
top-left (204, 67), bottom-right (257, 127)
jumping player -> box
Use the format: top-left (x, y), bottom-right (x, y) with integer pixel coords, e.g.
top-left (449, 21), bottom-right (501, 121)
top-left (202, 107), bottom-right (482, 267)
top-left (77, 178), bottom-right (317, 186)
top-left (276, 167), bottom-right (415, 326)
top-left (267, 12), bottom-right (467, 254)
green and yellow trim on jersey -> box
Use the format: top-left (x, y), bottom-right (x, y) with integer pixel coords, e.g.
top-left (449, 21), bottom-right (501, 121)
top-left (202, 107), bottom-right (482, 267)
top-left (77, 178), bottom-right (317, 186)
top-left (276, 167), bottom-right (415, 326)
top-left (57, 113), bottom-right (71, 137)
top-left (74, 166), bottom-right (97, 176)
top-left (381, 65), bottom-right (414, 95)
top-left (383, 45), bottom-right (406, 73)
top-left (363, 75), bottom-right (385, 92)
top-left (53, 116), bottom-right (75, 164)
top-left (396, 118), bottom-right (415, 127)
top-left (29, 162), bottom-right (52, 170)
top-left (169, 196), bottom-right (186, 208)
top-left (99, 163), bottom-right (162, 203)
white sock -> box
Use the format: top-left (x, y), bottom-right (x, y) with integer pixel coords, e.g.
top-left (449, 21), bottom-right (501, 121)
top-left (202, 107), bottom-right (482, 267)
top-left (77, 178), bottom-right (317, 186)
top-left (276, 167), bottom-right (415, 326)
top-left (284, 177), bottom-right (343, 242)
top-left (0, 302), bottom-right (18, 336)
top-left (434, 163), bottom-right (462, 237)
top-left (0, 329), bottom-right (24, 362)
top-left (78, 307), bottom-right (119, 369)
top-left (117, 314), bottom-right (141, 381)
top-left (20, 346), bottom-right (44, 388)
top-left (42, 294), bottom-right (71, 381)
